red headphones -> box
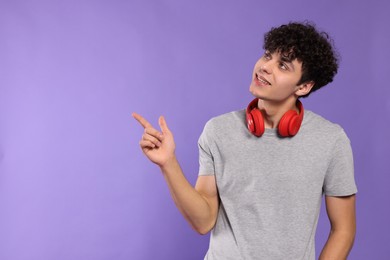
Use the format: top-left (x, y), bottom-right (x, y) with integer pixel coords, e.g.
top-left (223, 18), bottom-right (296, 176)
top-left (246, 98), bottom-right (304, 137)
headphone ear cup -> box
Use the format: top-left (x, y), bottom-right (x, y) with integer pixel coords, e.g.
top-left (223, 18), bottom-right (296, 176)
top-left (246, 113), bottom-right (256, 134)
top-left (278, 110), bottom-right (299, 137)
top-left (249, 108), bottom-right (265, 137)
top-left (287, 116), bottom-right (302, 136)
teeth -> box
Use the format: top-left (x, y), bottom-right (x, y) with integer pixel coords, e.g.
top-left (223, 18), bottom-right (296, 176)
top-left (257, 75), bottom-right (269, 85)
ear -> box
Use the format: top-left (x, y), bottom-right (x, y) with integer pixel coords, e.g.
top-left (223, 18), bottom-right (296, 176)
top-left (295, 81), bottom-right (315, 97)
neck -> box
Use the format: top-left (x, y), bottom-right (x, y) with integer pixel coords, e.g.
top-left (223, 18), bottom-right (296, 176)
top-left (257, 98), bottom-right (299, 129)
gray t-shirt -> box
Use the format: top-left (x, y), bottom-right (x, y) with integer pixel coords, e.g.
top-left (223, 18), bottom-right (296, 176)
top-left (198, 109), bottom-right (357, 260)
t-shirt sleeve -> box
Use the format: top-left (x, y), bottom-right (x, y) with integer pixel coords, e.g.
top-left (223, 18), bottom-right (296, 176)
top-left (323, 129), bottom-right (357, 196)
top-left (198, 121), bottom-right (216, 176)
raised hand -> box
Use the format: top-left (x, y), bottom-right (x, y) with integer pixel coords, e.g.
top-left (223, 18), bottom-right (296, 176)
top-left (132, 113), bottom-right (176, 167)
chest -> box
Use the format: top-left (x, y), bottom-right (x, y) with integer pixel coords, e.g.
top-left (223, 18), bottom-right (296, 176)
top-left (212, 133), bottom-right (330, 198)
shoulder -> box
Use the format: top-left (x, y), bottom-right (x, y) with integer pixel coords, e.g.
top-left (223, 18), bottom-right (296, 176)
top-left (303, 110), bottom-right (348, 140)
top-left (202, 109), bottom-right (246, 134)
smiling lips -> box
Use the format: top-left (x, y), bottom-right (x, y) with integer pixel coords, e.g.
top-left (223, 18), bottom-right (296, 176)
top-left (256, 74), bottom-right (271, 86)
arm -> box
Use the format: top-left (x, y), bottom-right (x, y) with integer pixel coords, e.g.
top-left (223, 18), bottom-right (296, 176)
top-left (319, 195), bottom-right (356, 260)
top-left (132, 113), bottom-right (219, 234)
top-left (163, 162), bottom-right (219, 234)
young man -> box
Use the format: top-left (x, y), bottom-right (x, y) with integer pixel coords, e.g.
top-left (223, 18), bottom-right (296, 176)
top-left (133, 22), bottom-right (357, 260)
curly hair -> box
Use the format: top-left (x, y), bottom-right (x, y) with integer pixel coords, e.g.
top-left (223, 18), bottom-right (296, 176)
top-left (263, 21), bottom-right (339, 98)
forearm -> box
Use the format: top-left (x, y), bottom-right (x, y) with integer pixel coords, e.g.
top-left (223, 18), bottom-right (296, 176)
top-left (319, 229), bottom-right (355, 260)
top-left (160, 156), bottom-right (216, 234)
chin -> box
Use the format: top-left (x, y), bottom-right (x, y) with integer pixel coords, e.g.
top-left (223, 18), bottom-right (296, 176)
top-left (249, 85), bottom-right (256, 95)
top-left (249, 86), bottom-right (262, 98)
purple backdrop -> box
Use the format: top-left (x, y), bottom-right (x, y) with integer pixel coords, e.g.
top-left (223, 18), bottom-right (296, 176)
top-left (1, 0), bottom-right (389, 259)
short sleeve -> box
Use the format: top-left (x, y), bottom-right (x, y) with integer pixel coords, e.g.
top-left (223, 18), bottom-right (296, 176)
top-left (323, 130), bottom-right (358, 196)
top-left (198, 121), bottom-right (216, 176)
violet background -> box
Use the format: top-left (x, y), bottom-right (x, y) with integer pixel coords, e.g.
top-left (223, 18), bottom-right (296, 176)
top-left (0, 0), bottom-right (389, 259)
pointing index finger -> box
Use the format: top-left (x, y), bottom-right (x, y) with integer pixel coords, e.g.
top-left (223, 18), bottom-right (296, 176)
top-left (132, 112), bottom-right (152, 128)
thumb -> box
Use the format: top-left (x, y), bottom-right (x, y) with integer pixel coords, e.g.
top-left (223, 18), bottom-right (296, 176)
top-left (158, 116), bottom-right (171, 134)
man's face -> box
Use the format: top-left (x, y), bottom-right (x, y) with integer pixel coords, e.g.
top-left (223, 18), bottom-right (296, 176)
top-left (249, 50), bottom-right (305, 102)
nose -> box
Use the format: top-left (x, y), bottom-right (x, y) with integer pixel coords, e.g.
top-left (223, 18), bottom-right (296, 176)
top-left (259, 61), bottom-right (272, 74)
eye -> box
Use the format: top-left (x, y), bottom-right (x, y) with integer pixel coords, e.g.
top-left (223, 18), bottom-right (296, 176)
top-left (279, 62), bottom-right (288, 71)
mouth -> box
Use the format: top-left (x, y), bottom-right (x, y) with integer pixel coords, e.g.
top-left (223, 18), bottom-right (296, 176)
top-left (255, 74), bottom-right (271, 85)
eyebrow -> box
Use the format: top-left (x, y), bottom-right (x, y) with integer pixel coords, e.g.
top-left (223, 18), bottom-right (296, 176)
top-left (280, 55), bottom-right (295, 70)
top-left (264, 50), bottom-right (296, 71)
